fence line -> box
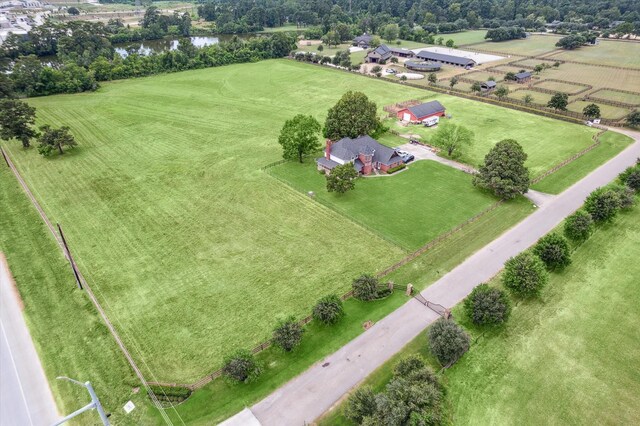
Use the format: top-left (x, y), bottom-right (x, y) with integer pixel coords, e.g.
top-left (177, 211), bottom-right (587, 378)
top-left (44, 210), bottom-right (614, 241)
top-left (0, 147), bottom-right (173, 423)
top-left (531, 78), bottom-right (593, 95)
top-left (584, 88), bottom-right (640, 108)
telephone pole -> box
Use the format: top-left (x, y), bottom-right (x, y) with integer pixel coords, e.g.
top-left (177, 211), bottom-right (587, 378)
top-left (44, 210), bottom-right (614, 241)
top-left (52, 377), bottom-right (110, 426)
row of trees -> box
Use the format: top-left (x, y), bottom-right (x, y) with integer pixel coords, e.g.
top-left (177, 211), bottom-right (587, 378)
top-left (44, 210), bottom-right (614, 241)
top-left (1, 33), bottom-right (296, 98)
top-left (485, 26), bottom-right (527, 41)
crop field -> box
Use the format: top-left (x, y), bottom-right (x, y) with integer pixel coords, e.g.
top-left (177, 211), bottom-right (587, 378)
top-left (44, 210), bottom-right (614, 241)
top-left (589, 89), bottom-right (640, 106)
top-left (507, 89), bottom-right (553, 105)
top-left (270, 161), bottom-right (497, 251)
top-left (471, 35), bottom-right (562, 56)
top-left (321, 204), bottom-right (640, 426)
top-left (548, 40), bottom-right (640, 69)
top-left (567, 100), bottom-right (631, 119)
top-left (533, 80), bottom-right (590, 94)
top-left (4, 59), bottom-right (611, 384)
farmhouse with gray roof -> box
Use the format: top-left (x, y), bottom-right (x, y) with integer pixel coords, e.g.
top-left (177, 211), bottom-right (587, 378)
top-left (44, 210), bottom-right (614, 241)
top-left (415, 51), bottom-right (476, 68)
top-left (317, 136), bottom-right (404, 175)
top-left (353, 33), bottom-right (373, 48)
top-left (365, 44), bottom-right (393, 63)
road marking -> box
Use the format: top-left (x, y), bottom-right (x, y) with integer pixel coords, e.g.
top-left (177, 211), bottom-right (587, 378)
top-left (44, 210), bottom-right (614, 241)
top-left (0, 319), bottom-right (35, 426)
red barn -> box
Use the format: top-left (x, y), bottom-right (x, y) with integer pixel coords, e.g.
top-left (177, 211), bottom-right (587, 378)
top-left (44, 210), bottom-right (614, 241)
top-left (397, 100), bottom-right (446, 123)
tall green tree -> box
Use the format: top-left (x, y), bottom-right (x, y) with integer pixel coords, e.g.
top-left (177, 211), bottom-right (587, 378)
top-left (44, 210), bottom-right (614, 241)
top-left (428, 319), bottom-right (470, 366)
top-left (463, 284), bottom-right (511, 326)
top-left (473, 139), bottom-right (530, 199)
top-left (381, 23), bottom-right (399, 42)
top-left (277, 114), bottom-right (321, 163)
top-left (428, 73), bottom-right (437, 85)
top-left (582, 103), bottom-right (601, 119)
top-left (326, 163), bottom-right (358, 194)
top-left (495, 85), bottom-right (509, 100)
top-left (547, 92), bottom-right (569, 111)
top-left (626, 111), bottom-right (640, 128)
top-left (37, 125), bottom-right (78, 156)
top-left (323, 91), bottom-right (380, 140)
top-left (533, 233), bottom-right (572, 270)
top-left (0, 99), bottom-right (38, 148)
top-left (430, 122), bottom-right (474, 158)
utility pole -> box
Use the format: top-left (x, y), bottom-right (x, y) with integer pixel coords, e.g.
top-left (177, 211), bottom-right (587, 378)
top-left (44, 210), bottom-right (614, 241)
top-left (52, 377), bottom-right (110, 426)
top-left (56, 223), bottom-right (83, 290)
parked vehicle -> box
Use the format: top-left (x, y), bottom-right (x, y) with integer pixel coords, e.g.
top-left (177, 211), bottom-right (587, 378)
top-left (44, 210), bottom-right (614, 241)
top-left (423, 116), bottom-right (439, 127)
top-left (401, 153), bottom-right (415, 163)
top-left (385, 68), bottom-right (397, 74)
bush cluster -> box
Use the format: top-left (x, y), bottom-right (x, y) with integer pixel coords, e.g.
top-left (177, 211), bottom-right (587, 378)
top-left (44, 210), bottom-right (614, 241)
top-left (352, 274), bottom-right (381, 301)
top-left (272, 316), bottom-right (304, 352)
top-left (502, 251), bottom-right (549, 298)
top-left (564, 209), bottom-right (594, 242)
top-left (312, 294), bottom-right (345, 325)
top-left (345, 355), bottom-right (443, 425)
top-left (148, 385), bottom-right (191, 402)
top-left (428, 318), bottom-right (471, 366)
top-left (386, 164), bottom-right (406, 174)
top-left (222, 349), bottom-right (262, 383)
top-left (463, 284), bottom-right (511, 326)
top-left (533, 233), bottom-right (572, 271)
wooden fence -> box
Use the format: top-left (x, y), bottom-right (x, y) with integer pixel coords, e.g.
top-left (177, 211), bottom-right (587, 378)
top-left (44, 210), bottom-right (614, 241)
top-left (531, 78), bottom-right (593, 95)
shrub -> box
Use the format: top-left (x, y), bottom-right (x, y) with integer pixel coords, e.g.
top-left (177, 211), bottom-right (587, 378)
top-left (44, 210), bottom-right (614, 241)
top-left (312, 294), bottom-right (344, 325)
top-left (584, 187), bottom-right (621, 222)
top-left (619, 166), bottom-right (640, 191)
top-left (272, 316), bottom-right (304, 352)
top-left (148, 385), bottom-right (191, 402)
top-left (427, 318), bottom-right (470, 366)
top-left (386, 163), bottom-right (406, 174)
top-left (222, 349), bottom-right (261, 383)
top-left (352, 274), bottom-right (380, 301)
top-left (533, 233), bottom-right (572, 270)
top-left (463, 284), bottom-right (511, 325)
top-left (564, 209), bottom-right (594, 242)
top-left (503, 251), bottom-right (549, 298)
top-left (612, 184), bottom-right (636, 209)
top-left (344, 386), bottom-right (376, 423)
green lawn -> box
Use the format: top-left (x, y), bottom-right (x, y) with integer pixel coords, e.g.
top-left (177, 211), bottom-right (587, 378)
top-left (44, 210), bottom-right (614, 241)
top-left (437, 30), bottom-right (489, 46)
top-left (0, 166), bottom-right (158, 425)
top-left (321, 202), bottom-right (640, 425)
top-left (567, 100), bottom-right (631, 120)
top-left (270, 160), bottom-right (498, 251)
top-left (590, 89), bottom-right (640, 106)
top-left (471, 35), bottom-right (562, 56)
top-left (4, 58), bottom-right (611, 386)
top-left (550, 40), bottom-right (640, 69)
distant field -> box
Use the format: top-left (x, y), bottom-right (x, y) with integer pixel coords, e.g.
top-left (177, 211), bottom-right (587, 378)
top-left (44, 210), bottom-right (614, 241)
top-left (321, 204), bottom-right (640, 425)
top-left (510, 58), bottom-right (558, 68)
top-left (491, 64), bottom-right (532, 73)
top-left (567, 100), bottom-right (631, 119)
top-left (471, 35), bottom-right (562, 56)
top-left (589, 89), bottom-right (640, 105)
top-left (549, 40), bottom-right (640, 69)
top-left (270, 160), bottom-right (497, 251)
top-left (260, 24), bottom-right (303, 33)
top-left (436, 30), bottom-right (488, 46)
top-left (460, 70), bottom-right (504, 82)
top-left (533, 80), bottom-right (590, 94)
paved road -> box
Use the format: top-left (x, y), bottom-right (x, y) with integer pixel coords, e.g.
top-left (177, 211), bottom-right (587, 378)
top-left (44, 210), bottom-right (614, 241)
top-left (0, 253), bottom-right (59, 426)
top-left (243, 128), bottom-right (640, 426)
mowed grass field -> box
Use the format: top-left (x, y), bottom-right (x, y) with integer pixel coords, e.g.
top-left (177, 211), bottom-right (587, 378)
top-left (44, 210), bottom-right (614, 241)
top-left (6, 59), bottom-right (608, 383)
top-left (270, 160), bottom-right (497, 251)
top-left (549, 40), bottom-right (640, 69)
top-left (471, 34), bottom-right (562, 56)
top-left (321, 204), bottom-right (640, 426)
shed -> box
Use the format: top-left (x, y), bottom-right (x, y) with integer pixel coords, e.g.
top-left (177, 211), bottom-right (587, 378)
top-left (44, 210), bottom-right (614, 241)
top-left (397, 100), bottom-right (446, 122)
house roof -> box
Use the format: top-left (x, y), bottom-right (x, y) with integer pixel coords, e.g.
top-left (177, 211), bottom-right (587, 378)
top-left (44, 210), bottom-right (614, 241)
top-left (405, 60), bottom-right (441, 71)
top-left (316, 157), bottom-right (340, 169)
top-left (404, 100), bottom-right (446, 119)
top-left (354, 33), bottom-right (373, 43)
top-left (515, 71), bottom-right (532, 79)
top-left (329, 135), bottom-right (402, 166)
top-left (389, 46), bottom-right (413, 56)
top-left (415, 50), bottom-right (476, 66)
top-left (482, 80), bottom-right (497, 88)
top-left (369, 44), bottom-right (393, 60)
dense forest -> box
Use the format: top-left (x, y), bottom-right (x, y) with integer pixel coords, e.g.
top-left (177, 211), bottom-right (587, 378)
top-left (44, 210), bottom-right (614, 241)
top-left (193, 0), bottom-right (640, 34)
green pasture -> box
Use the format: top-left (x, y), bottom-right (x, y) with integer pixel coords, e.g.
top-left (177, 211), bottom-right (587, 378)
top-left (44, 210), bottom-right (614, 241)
top-left (320, 202), bottom-right (640, 425)
top-left (590, 89), bottom-right (640, 106)
top-left (460, 70), bottom-right (504, 82)
top-left (533, 80), bottom-right (590, 94)
top-left (470, 35), bottom-right (562, 56)
top-left (270, 160), bottom-right (498, 251)
top-left (542, 62), bottom-right (639, 93)
top-left (550, 40), bottom-right (640, 69)
top-left (507, 88), bottom-right (553, 105)
top-left (5, 59), bottom-right (608, 385)
top-left (0, 167), bottom-right (158, 425)
top-left (567, 100), bottom-right (631, 120)
top-left (433, 30), bottom-right (488, 46)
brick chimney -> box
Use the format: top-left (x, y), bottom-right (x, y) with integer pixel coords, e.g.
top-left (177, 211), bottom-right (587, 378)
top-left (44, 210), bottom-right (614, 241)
top-left (325, 139), bottom-right (332, 160)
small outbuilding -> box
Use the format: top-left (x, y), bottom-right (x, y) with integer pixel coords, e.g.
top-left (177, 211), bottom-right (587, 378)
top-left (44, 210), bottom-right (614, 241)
top-left (480, 81), bottom-right (497, 92)
top-left (396, 100), bottom-right (446, 123)
top-left (514, 71), bottom-right (532, 83)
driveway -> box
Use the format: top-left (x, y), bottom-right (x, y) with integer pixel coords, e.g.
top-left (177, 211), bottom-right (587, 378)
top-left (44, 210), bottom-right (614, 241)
top-left (0, 253), bottom-right (59, 426)
top-left (397, 142), bottom-right (477, 174)
top-left (240, 128), bottom-right (640, 426)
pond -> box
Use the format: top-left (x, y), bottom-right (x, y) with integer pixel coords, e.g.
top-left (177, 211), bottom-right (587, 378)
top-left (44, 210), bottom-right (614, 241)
top-left (113, 35), bottom-right (252, 57)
